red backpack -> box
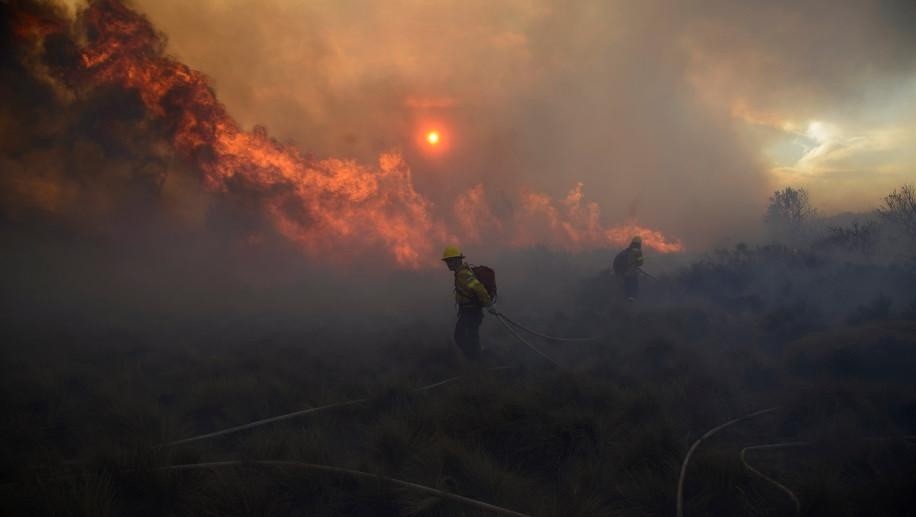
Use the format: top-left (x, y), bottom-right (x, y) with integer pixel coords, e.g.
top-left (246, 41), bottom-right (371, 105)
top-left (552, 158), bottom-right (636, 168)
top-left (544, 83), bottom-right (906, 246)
top-left (471, 265), bottom-right (498, 301)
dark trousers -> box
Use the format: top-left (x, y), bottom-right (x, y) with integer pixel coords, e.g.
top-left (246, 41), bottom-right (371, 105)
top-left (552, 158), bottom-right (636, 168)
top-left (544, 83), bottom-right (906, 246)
top-left (622, 274), bottom-right (639, 300)
top-left (454, 306), bottom-right (484, 360)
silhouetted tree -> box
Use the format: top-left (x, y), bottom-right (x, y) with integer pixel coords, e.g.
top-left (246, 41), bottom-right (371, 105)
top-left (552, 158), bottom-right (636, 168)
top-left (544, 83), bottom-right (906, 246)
top-left (877, 184), bottom-right (916, 243)
top-left (764, 187), bottom-right (817, 242)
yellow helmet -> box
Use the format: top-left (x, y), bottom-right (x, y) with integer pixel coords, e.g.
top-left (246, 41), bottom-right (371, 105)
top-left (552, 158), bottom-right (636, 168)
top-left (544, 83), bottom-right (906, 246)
top-left (442, 245), bottom-right (464, 261)
top-left (631, 236), bottom-right (642, 245)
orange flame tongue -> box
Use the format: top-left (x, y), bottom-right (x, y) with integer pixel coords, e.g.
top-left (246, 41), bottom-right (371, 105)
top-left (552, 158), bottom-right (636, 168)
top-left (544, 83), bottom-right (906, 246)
top-left (12, 0), bottom-right (684, 267)
top-left (75, 0), bottom-right (443, 268)
top-left (455, 183), bottom-right (684, 254)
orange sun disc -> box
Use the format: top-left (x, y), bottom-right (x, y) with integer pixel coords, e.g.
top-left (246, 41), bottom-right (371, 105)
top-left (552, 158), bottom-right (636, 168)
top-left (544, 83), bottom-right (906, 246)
top-left (426, 131), bottom-right (440, 145)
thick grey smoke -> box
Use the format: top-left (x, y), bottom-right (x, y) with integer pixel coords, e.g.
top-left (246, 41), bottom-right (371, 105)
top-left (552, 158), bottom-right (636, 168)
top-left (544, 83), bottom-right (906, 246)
top-left (132, 0), bottom-right (916, 247)
top-left (2, 0), bottom-right (914, 338)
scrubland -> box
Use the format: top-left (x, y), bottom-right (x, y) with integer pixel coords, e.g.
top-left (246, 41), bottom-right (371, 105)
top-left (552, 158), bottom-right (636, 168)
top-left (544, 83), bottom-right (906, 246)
top-left (3, 239), bottom-right (916, 516)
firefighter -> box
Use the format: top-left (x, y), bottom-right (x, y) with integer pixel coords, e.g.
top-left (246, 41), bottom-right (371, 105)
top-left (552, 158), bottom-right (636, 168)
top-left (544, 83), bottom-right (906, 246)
top-left (613, 236), bottom-right (644, 301)
top-left (442, 245), bottom-right (496, 360)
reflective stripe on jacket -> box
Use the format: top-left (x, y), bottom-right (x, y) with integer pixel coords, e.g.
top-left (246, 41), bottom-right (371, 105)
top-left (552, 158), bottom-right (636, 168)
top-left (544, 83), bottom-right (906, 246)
top-left (454, 263), bottom-right (492, 307)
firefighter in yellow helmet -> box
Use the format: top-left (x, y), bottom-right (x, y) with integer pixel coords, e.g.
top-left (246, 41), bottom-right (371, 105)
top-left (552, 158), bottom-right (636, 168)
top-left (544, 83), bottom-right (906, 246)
top-left (612, 236), bottom-right (644, 301)
top-left (442, 245), bottom-right (495, 361)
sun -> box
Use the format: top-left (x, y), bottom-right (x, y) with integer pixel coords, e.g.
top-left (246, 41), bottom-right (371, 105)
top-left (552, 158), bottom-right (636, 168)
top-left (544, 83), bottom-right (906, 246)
top-left (416, 124), bottom-right (450, 155)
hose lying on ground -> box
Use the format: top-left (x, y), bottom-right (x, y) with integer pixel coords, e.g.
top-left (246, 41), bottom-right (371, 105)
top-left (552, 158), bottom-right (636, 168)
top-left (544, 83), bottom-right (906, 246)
top-left (166, 311), bottom-right (588, 447)
top-left (676, 406), bottom-right (781, 517)
top-left (494, 314), bottom-right (563, 368)
top-left (495, 312), bottom-right (596, 342)
top-left (739, 441), bottom-right (809, 514)
top-left (160, 368), bottom-right (511, 449)
top-left (160, 398), bottom-right (371, 448)
top-left (738, 435), bottom-right (916, 514)
top-left (159, 460), bottom-right (532, 517)
top-left (491, 309), bottom-right (603, 367)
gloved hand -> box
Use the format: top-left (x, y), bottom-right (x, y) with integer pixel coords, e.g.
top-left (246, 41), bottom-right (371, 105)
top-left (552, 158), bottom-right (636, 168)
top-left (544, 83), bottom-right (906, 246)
top-left (486, 305), bottom-right (498, 316)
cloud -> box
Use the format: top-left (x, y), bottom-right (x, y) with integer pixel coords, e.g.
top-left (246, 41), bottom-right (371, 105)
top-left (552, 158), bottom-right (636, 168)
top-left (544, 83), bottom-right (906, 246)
top-left (6, 0), bottom-right (915, 252)
top-left (123, 0), bottom-right (770, 247)
top-left (770, 115), bottom-right (916, 212)
top-left (680, 0), bottom-right (916, 211)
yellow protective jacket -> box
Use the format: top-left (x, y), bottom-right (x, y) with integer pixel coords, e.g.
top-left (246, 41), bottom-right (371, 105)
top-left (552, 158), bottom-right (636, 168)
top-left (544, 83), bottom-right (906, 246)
top-left (454, 263), bottom-right (492, 308)
top-left (625, 247), bottom-right (644, 276)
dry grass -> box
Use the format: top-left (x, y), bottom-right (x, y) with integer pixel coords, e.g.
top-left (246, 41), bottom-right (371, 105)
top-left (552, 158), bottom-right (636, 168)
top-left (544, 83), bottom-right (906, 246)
top-left (3, 246), bottom-right (916, 516)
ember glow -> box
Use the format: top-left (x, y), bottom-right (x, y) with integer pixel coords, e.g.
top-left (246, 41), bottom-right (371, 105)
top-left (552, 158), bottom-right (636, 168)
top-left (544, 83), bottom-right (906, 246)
top-left (10, 0), bottom-right (684, 267)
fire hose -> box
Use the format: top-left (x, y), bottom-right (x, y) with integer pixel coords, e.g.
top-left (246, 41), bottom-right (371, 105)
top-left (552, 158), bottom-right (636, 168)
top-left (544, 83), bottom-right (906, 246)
top-left (676, 406), bottom-right (781, 517)
top-left (737, 435), bottom-right (916, 515)
top-left (676, 409), bottom-right (915, 517)
top-left (739, 441), bottom-right (809, 514)
top-left (162, 309), bottom-right (596, 446)
top-left (638, 268), bottom-right (657, 280)
top-left (495, 312), bottom-right (596, 342)
top-left (491, 310), bottom-right (598, 369)
top-left (160, 367), bottom-right (512, 448)
top-left (160, 460), bottom-right (532, 517)
top-left (494, 313), bottom-right (563, 368)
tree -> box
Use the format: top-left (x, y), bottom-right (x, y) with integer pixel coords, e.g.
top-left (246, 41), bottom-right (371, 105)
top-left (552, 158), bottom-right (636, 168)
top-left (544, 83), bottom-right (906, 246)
top-left (764, 187), bottom-right (817, 242)
top-left (877, 184), bottom-right (916, 243)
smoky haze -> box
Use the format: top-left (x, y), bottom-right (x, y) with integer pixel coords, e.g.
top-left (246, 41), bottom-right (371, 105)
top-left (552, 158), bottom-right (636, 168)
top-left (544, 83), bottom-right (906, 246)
top-left (131, 0), bottom-right (916, 247)
top-left (5, 1), bottom-right (916, 257)
top-left (5, 4), bottom-right (916, 515)
top-left (1, 0), bottom-right (915, 336)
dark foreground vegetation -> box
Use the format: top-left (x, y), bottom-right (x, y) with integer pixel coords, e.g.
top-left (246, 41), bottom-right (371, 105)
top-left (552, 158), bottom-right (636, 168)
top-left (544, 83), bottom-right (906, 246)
top-left (3, 1), bottom-right (915, 510)
top-left (3, 238), bottom-right (916, 517)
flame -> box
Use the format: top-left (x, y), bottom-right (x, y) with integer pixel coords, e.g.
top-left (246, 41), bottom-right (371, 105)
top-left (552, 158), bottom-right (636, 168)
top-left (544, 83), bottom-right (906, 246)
top-left (10, 0), bottom-right (684, 267)
top-left (453, 183), bottom-right (502, 243)
top-left (513, 183), bottom-right (683, 253)
top-left (455, 183), bottom-right (683, 253)
top-left (71, 0), bottom-right (446, 268)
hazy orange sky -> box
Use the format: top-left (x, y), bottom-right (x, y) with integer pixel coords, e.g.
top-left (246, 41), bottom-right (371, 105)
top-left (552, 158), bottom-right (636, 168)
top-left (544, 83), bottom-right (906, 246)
top-left (55, 0), bottom-right (916, 246)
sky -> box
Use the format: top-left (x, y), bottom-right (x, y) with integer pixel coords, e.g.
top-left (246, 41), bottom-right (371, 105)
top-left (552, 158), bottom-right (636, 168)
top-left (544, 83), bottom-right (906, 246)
top-left (1, 0), bottom-right (914, 330)
top-left (7, 0), bottom-right (916, 259)
top-left (120, 0), bottom-right (914, 229)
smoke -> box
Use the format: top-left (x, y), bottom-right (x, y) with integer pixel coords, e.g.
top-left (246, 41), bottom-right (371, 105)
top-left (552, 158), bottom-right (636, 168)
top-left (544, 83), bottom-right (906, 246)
top-left (2, 0), bottom-right (914, 333)
top-left (8, 0), bottom-right (913, 257)
top-left (124, 0), bottom-right (915, 247)
top-left (4, 0), bottom-right (692, 271)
